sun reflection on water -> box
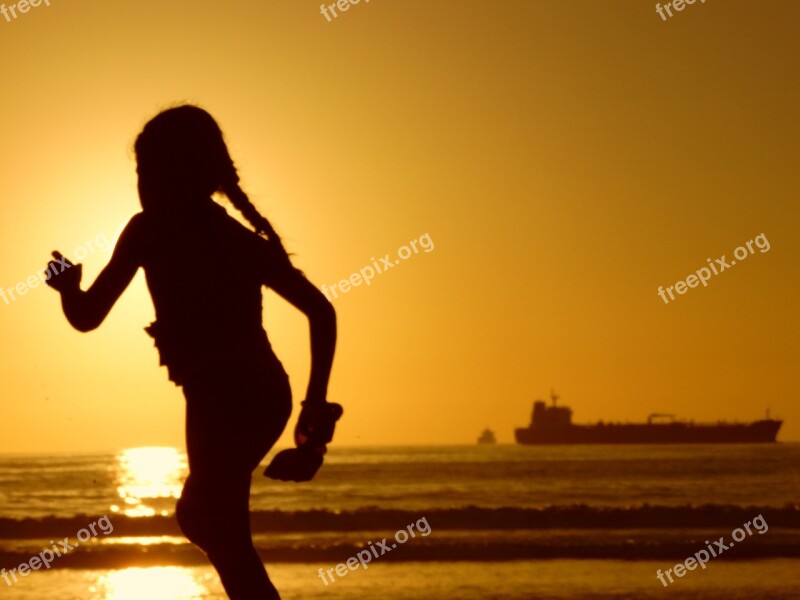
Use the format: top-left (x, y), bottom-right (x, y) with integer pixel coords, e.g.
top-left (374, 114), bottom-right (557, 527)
top-left (112, 447), bottom-right (187, 517)
top-left (94, 567), bottom-right (210, 599)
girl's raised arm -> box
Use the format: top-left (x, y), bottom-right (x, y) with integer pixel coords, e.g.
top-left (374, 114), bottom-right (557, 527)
top-left (46, 216), bottom-right (143, 332)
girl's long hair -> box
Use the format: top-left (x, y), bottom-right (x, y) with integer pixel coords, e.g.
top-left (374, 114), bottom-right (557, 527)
top-left (134, 105), bottom-right (289, 259)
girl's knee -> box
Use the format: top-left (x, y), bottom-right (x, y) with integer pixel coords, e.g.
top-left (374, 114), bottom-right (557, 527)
top-left (176, 486), bottom-right (249, 553)
top-left (176, 492), bottom-right (209, 548)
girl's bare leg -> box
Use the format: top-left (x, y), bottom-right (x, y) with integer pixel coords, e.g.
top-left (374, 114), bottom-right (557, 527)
top-left (176, 362), bottom-right (291, 599)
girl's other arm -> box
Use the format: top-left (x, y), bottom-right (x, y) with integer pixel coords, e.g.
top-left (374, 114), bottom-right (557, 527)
top-left (267, 258), bottom-right (337, 405)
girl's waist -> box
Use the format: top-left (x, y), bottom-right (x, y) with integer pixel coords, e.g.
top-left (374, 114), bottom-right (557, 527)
top-left (144, 320), bottom-right (280, 381)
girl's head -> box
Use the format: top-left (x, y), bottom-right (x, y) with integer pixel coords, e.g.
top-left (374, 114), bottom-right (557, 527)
top-left (135, 105), bottom-right (286, 253)
top-left (135, 105), bottom-right (233, 205)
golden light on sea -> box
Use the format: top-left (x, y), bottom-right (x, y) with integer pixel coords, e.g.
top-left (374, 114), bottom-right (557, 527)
top-left (112, 447), bottom-right (187, 517)
top-left (95, 567), bottom-right (208, 599)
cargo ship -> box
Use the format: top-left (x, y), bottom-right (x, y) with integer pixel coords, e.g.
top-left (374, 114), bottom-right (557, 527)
top-left (515, 391), bottom-right (782, 444)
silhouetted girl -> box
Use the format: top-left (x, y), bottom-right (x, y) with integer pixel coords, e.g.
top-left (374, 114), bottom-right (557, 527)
top-left (45, 105), bottom-right (337, 599)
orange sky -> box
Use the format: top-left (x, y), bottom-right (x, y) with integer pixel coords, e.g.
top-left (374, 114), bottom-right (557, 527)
top-left (1, 0), bottom-right (798, 452)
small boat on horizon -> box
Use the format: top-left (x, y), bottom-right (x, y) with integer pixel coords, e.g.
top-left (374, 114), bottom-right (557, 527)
top-left (477, 428), bottom-right (496, 444)
top-left (515, 391), bottom-right (782, 445)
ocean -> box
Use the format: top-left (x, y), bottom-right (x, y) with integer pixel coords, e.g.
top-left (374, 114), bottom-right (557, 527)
top-left (0, 444), bottom-right (798, 599)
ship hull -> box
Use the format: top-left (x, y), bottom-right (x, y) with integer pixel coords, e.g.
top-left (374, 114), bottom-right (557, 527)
top-left (515, 420), bottom-right (782, 445)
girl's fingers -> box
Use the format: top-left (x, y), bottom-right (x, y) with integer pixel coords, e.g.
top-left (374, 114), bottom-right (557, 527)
top-left (51, 251), bottom-right (74, 267)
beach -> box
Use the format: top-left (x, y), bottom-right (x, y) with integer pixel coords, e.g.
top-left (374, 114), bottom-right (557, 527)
top-left (1, 444), bottom-right (798, 598)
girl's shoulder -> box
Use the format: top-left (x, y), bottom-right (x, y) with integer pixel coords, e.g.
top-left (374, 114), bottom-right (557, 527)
top-left (127, 211), bottom-right (147, 229)
top-left (124, 211), bottom-right (154, 234)
top-left (215, 210), bottom-right (296, 274)
top-left (116, 211), bottom-right (148, 245)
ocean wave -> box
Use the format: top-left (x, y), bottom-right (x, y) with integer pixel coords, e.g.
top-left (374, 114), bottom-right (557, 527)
top-left (1, 529), bottom-right (799, 568)
top-left (1, 504), bottom-right (799, 540)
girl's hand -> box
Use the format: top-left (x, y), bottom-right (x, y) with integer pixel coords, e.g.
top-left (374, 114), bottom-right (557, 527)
top-left (45, 251), bottom-right (82, 293)
top-left (294, 401), bottom-right (344, 451)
